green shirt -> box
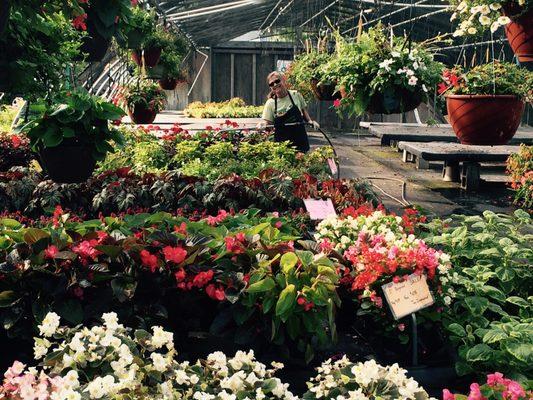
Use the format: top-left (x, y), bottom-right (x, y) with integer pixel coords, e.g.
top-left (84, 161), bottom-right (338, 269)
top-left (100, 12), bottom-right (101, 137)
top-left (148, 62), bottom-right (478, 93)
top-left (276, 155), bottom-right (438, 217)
top-left (261, 90), bottom-right (307, 122)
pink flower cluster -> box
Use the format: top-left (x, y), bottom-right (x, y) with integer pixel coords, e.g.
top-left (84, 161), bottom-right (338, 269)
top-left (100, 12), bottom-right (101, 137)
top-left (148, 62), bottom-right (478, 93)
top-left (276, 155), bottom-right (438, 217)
top-left (206, 210), bottom-right (229, 226)
top-left (443, 373), bottom-right (529, 400)
top-left (1, 361), bottom-right (65, 399)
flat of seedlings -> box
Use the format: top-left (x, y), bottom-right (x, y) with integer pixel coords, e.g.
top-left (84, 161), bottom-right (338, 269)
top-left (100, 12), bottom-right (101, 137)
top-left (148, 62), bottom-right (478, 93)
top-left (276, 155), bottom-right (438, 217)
top-left (366, 123), bottom-right (533, 146)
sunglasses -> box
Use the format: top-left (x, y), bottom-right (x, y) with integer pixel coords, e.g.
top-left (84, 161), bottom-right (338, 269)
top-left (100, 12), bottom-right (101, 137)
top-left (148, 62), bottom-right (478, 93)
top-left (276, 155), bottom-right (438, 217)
top-left (268, 78), bottom-right (281, 87)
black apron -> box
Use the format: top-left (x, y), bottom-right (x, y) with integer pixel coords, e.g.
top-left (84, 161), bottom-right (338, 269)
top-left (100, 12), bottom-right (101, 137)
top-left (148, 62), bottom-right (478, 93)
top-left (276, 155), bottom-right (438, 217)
top-left (273, 92), bottom-right (310, 152)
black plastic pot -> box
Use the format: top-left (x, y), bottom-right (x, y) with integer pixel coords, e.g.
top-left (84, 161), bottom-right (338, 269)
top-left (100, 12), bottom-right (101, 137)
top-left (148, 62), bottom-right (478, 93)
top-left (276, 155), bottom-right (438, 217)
top-left (39, 142), bottom-right (96, 183)
top-left (0, 0), bottom-right (10, 34)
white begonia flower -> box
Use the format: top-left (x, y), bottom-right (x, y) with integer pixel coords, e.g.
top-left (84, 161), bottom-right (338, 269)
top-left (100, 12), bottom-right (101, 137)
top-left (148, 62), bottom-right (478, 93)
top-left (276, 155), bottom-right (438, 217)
top-left (271, 378), bottom-right (291, 397)
top-left (444, 296), bottom-right (452, 305)
top-left (468, 27), bottom-right (477, 34)
top-left (348, 389), bottom-right (370, 400)
top-left (33, 338), bottom-right (51, 360)
top-left (219, 391), bottom-right (237, 400)
top-left (151, 352), bottom-right (169, 372)
top-left (101, 312), bottom-right (120, 331)
top-left (175, 369), bottom-right (191, 385)
top-left (64, 370), bottom-right (80, 389)
top-left (151, 326), bottom-right (174, 349)
top-left (399, 378), bottom-right (420, 398)
top-left (379, 58), bottom-right (394, 72)
top-left (453, 29), bottom-right (465, 37)
top-left (38, 312), bottom-right (61, 337)
top-left (62, 353), bottom-right (75, 368)
top-left (450, 12), bottom-right (458, 21)
top-left (190, 374), bottom-right (199, 384)
top-left (391, 51), bottom-right (401, 57)
top-left (497, 16), bottom-right (511, 25)
top-left (245, 372), bottom-right (260, 386)
top-left (490, 21), bottom-right (501, 32)
top-left (255, 389), bottom-right (266, 400)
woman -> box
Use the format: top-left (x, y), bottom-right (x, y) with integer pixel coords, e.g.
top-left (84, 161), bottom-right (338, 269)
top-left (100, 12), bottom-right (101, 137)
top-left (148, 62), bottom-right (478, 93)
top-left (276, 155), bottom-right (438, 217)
top-left (256, 71), bottom-right (320, 152)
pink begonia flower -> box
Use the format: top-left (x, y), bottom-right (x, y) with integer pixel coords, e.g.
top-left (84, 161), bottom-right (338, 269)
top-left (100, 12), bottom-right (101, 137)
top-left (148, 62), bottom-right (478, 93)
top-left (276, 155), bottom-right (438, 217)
top-left (467, 383), bottom-right (486, 400)
top-left (503, 381), bottom-right (526, 400)
top-left (442, 389), bottom-right (455, 400)
top-left (487, 372), bottom-right (505, 386)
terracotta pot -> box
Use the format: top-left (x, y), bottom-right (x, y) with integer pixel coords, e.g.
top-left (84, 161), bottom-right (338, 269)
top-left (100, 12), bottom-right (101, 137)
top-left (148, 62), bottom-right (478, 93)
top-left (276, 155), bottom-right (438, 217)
top-left (128, 105), bottom-right (158, 124)
top-left (39, 143), bottom-right (96, 183)
top-left (446, 94), bottom-right (525, 145)
top-left (159, 78), bottom-right (178, 90)
top-left (310, 79), bottom-right (341, 101)
top-left (132, 47), bottom-right (162, 68)
top-left (503, 5), bottom-right (533, 62)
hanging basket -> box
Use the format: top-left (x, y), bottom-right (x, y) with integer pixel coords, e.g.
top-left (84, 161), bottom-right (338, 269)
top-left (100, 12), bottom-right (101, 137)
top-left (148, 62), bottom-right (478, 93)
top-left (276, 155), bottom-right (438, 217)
top-left (132, 47), bottom-right (162, 68)
top-left (310, 78), bottom-right (341, 101)
top-left (0, 0), bottom-right (10, 35)
top-left (159, 78), bottom-right (178, 90)
top-left (446, 94), bottom-right (524, 145)
top-left (367, 89), bottom-right (423, 115)
top-left (39, 141), bottom-right (97, 183)
top-left (77, 11), bottom-right (111, 62)
top-left (503, 6), bottom-right (533, 62)
top-left (128, 104), bottom-right (158, 124)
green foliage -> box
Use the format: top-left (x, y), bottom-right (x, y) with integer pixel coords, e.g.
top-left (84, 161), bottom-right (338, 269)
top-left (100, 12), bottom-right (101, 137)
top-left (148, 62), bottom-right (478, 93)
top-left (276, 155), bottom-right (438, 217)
top-left (22, 89), bottom-right (125, 162)
top-left (286, 50), bottom-right (334, 101)
top-left (423, 210), bottom-right (533, 380)
top-left (0, 2), bottom-right (84, 101)
top-left (184, 99), bottom-right (262, 118)
top-left (445, 62), bottom-right (533, 101)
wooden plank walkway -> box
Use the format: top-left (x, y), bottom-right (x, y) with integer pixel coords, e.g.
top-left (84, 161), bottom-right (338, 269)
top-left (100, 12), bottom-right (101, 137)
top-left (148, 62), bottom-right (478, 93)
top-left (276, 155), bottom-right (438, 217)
top-left (398, 141), bottom-right (520, 191)
top-left (365, 124), bottom-right (533, 146)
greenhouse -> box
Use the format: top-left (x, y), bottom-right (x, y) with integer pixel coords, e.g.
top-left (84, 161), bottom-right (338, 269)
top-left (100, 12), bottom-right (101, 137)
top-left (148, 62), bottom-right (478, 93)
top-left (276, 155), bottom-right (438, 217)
top-left (0, 0), bottom-right (532, 399)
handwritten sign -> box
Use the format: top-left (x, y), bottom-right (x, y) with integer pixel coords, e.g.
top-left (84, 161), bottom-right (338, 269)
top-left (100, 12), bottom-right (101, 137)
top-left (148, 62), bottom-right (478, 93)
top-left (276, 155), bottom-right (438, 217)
top-left (303, 198), bottom-right (337, 220)
top-left (327, 158), bottom-right (338, 176)
top-left (382, 273), bottom-right (434, 320)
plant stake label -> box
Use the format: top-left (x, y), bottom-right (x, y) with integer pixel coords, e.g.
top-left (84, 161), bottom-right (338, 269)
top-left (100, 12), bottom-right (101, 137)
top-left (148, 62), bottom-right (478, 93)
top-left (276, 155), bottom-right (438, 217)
top-left (303, 198), bottom-right (337, 220)
top-left (327, 158), bottom-right (338, 175)
top-left (381, 273), bottom-right (434, 320)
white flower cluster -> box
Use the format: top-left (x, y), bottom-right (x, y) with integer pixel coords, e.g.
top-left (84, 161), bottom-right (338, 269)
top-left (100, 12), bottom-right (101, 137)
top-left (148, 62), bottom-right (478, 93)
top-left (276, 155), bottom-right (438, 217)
top-left (305, 357), bottom-right (437, 400)
top-left (377, 48), bottom-right (428, 90)
top-left (4, 313), bottom-right (298, 400)
top-left (450, 0), bottom-right (514, 36)
top-left (314, 211), bottom-right (406, 252)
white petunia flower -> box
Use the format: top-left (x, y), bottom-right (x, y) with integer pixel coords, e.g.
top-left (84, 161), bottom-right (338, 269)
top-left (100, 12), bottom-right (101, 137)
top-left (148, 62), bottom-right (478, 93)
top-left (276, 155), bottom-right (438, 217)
top-left (408, 76), bottom-right (418, 86)
top-left (38, 312), bottom-right (61, 337)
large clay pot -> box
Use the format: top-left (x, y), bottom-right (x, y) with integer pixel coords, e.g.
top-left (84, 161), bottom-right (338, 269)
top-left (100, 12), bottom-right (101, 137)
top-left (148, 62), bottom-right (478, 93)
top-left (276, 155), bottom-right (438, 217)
top-left (128, 105), bottom-right (158, 124)
top-left (446, 95), bottom-right (525, 145)
top-left (310, 79), bottom-right (341, 101)
top-left (39, 142), bottom-right (96, 183)
top-left (503, 5), bottom-right (533, 62)
top-left (132, 47), bottom-right (162, 68)
top-left (0, 0), bottom-right (10, 34)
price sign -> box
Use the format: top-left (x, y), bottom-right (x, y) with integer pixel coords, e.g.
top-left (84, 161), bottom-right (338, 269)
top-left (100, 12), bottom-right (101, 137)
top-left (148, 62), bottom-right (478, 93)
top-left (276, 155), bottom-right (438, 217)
top-left (381, 273), bottom-right (434, 320)
top-left (327, 158), bottom-right (338, 176)
top-left (303, 198), bottom-right (337, 220)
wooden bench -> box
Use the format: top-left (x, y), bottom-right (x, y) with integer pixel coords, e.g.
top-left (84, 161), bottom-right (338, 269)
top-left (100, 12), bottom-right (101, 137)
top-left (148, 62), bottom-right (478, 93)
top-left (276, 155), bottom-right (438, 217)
top-left (365, 124), bottom-right (533, 146)
top-left (398, 141), bottom-right (519, 191)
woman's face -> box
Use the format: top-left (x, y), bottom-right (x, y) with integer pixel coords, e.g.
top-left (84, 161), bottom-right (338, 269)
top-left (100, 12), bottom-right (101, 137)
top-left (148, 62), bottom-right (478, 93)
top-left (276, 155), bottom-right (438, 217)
top-left (268, 74), bottom-right (287, 97)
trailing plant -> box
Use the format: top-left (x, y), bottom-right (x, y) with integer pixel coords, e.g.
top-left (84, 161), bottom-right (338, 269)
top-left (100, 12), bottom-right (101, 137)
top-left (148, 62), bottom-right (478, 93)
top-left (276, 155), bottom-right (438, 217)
top-left (184, 98), bottom-right (263, 118)
top-left (323, 25), bottom-right (444, 116)
top-left (423, 210), bottom-right (533, 380)
top-left (438, 62), bottom-right (533, 101)
top-left (448, 0), bottom-right (532, 37)
top-left (286, 50), bottom-right (334, 101)
top-left (506, 144), bottom-right (533, 210)
top-left (22, 89), bottom-right (125, 162)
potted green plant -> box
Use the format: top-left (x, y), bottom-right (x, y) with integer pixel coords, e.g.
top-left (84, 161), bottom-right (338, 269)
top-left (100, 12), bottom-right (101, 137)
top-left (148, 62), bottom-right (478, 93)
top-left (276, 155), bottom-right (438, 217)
top-left (439, 62), bottom-right (532, 145)
top-left (156, 52), bottom-right (188, 90)
top-left (325, 26), bottom-right (444, 116)
top-left (448, 0), bottom-right (532, 62)
top-left (132, 24), bottom-right (172, 68)
top-left (22, 89), bottom-right (125, 183)
top-left (122, 5), bottom-right (157, 51)
top-left (117, 79), bottom-right (166, 124)
top-left (287, 49), bottom-right (340, 101)
top-left (73, 0), bottom-right (133, 61)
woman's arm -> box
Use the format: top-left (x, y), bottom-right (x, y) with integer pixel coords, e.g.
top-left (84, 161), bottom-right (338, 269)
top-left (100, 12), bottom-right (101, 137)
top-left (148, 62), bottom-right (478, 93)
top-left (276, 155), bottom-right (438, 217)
top-left (301, 108), bottom-right (320, 129)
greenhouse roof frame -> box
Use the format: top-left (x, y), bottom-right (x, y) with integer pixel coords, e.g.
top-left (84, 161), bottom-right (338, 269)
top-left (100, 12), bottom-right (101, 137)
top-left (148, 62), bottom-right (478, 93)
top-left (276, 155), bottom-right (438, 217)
top-left (150, 0), bottom-right (510, 62)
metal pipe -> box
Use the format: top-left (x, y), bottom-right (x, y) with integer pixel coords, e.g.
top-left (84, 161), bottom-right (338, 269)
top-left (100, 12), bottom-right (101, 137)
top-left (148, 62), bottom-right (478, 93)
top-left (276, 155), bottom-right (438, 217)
top-left (259, 0), bottom-right (284, 31)
top-left (187, 48), bottom-right (209, 97)
top-left (299, 0), bottom-right (340, 28)
top-left (390, 8), bottom-right (448, 28)
top-left (168, 0), bottom-right (254, 21)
